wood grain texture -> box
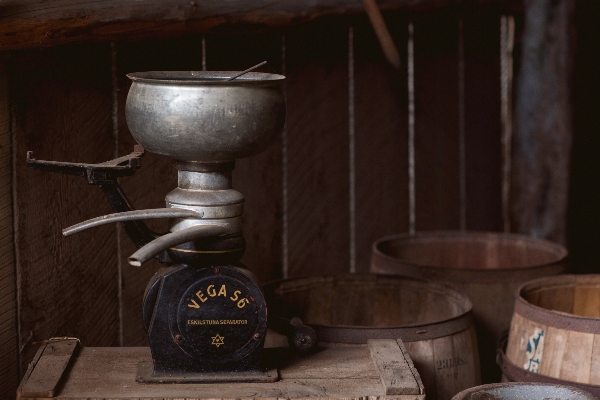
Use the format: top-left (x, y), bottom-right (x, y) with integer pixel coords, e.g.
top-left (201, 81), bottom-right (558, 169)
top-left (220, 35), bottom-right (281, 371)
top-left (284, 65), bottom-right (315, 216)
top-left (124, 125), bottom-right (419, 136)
top-left (285, 18), bottom-right (350, 277)
top-left (18, 339), bottom-right (78, 398)
top-left (11, 43), bottom-right (119, 369)
top-left (510, 0), bottom-right (574, 245)
top-left (0, 57), bottom-right (19, 400)
top-left (368, 339), bottom-right (421, 395)
top-left (462, 9), bottom-right (502, 231)
top-left (206, 32), bottom-right (284, 284)
top-left (353, 12), bottom-right (409, 272)
top-left (0, 0), bottom-right (523, 51)
top-left (413, 10), bottom-right (460, 231)
top-left (18, 345), bottom-right (425, 399)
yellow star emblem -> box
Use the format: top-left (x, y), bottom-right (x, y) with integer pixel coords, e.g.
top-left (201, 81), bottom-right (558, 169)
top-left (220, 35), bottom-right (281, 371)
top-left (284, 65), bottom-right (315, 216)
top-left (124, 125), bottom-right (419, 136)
top-left (211, 333), bottom-right (225, 347)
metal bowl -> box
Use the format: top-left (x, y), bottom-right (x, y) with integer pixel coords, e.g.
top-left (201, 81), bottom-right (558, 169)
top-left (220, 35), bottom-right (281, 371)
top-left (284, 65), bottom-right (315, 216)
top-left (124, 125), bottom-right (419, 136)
top-left (125, 71), bottom-right (286, 162)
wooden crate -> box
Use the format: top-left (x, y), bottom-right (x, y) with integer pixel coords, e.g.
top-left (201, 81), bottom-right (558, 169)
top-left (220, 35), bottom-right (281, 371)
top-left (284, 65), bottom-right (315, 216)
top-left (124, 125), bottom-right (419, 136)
top-left (17, 339), bottom-right (425, 400)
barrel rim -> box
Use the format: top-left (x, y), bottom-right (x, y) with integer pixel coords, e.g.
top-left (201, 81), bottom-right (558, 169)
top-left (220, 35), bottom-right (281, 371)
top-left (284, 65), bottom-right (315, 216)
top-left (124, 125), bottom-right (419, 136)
top-left (264, 273), bottom-right (475, 342)
top-left (515, 274), bottom-right (600, 334)
top-left (371, 230), bottom-right (568, 281)
top-left (452, 381), bottom-right (598, 400)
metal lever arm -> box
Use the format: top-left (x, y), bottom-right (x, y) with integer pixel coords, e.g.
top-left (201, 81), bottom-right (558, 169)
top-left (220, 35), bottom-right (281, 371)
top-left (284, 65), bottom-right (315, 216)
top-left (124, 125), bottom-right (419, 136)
top-left (27, 146), bottom-right (159, 248)
top-left (63, 208), bottom-right (204, 236)
top-left (129, 224), bottom-right (230, 267)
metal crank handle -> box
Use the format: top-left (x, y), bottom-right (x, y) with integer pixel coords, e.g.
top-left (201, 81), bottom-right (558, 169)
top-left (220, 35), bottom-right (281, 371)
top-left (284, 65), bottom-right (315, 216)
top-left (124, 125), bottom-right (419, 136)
top-left (128, 224), bottom-right (230, 267)
top-left (62, 209), bottom-right (204, 236)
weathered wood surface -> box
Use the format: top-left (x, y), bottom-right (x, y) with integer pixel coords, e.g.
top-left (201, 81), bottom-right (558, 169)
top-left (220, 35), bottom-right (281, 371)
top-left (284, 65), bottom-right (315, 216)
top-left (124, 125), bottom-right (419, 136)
top-left (463, 9), bottom-right (502, 231)
top-left (354, 13), bottom-right (409, 272)
top-left (413, 11), bottom-right (460, 231)
top-left (0, 0), bottom-right (522, 50)
top-left (511, 0), bottom-right (574, 245)
top-left (17, 342), bottom-right (425, 399)
top-left (11, 43), bottom-right (120, 370)
top-left (0, 57), bottom-right (18, 400)
top-left (18, 339), bottom-right (79, 399)
top-left (369, 339), bottom-right (424, 395)
top-left (286, 18), bottom-right (350, 277)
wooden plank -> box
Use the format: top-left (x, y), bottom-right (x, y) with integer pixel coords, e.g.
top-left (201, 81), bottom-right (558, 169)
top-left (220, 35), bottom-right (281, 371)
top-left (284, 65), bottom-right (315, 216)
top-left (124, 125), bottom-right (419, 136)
top-left (404, 339), bottom-right (437, 400)
top-left (589, 335), bottom-right (600, 384)
top-left (11, 43), bottom-right (119, 369)
top-left (538, 325), bottom-right (566, 378)
top-left (510, 0), bottom-right (574, 245)
top-left (462, 8), bottom-right (502, 231)
top-left (413, 10), bottom-right (461, 231)
top-left (368, 339), bottom-right (421, 395)
top-left (0, 1), bottom-right (523, 51)
top-left (206, 33), bottom-right (284, 284)
top-left (558, 330), bottom-right (594, 384)
top-left (285, 17), bottom-right (351, 277)
top-left (19, 339), bottom-right (78, 398)
top-left (14, 346), bottom-right (425, 399)
top-left (353, 12), bottom-right (409, 272)
top-left (0, 56), bottom-right (19, 400)
top-left (280, 346), bottom-right (379, 379)
top-left (573, 286), bottom-right (600, 318)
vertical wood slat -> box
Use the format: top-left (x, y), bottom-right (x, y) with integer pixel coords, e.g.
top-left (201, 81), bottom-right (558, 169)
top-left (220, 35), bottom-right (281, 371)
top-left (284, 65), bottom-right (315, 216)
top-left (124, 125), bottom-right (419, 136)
top-left (463, 9), bottom-right (503, 231)
top-left (413, 10), bottom-right (461, 232)
top-left (354, 12), bottom-right (409, 272)
top-left (286, 18), bottom-right (350, 277)
top-left (11, 43), bottom-right (119, 369)
top-left (0, 57), bottom-right (19, 400)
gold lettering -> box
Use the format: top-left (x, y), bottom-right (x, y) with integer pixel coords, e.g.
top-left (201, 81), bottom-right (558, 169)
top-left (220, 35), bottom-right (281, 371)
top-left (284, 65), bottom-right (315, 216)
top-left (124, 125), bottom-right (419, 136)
top-left (237, 298), bottom-right (249, 309)
top-left (188, 299), bottom-right (200, 309)
top-left (218, 284), bottom-right (227, 297)
top-left (230, 290), bottom-right (241, 302)
top-left (196, 290), bottom-right (208, 303)
top-left (207, 284), bottom-right (216, 297)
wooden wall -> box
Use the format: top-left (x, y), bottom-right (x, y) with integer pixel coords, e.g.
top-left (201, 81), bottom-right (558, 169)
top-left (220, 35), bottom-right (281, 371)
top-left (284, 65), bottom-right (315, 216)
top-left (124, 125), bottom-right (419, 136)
top-left (0, 1), bottom-right (575, 398)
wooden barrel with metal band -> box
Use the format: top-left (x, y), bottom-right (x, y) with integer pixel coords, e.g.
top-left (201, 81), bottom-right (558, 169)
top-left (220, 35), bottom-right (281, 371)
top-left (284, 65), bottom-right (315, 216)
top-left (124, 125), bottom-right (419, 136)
top-left (264, 274), bottom-right (481, 400)
top-left (370, 231), bottom-right (568, 382)
top-left (500, 274), bottom-right (600, 396)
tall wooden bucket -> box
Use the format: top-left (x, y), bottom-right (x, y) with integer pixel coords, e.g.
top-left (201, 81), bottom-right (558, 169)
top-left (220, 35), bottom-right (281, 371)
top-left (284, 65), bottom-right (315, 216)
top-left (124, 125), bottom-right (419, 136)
top-left (264, 274), bottom-right (481, 400)
top-left (370, 231), bottom-right (567, 381)
top-left (500, 274), bottom-right (600, 396)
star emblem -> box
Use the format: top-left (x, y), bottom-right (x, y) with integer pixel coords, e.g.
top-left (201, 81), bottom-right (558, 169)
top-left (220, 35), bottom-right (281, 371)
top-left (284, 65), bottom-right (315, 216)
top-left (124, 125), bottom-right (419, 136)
top-left (211, 333), bottom-right (225, 347)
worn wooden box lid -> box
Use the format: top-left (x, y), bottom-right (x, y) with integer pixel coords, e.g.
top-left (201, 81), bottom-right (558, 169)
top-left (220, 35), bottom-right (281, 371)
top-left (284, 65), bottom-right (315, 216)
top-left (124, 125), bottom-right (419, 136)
top-left (17, 338), bottom-right (424, 400)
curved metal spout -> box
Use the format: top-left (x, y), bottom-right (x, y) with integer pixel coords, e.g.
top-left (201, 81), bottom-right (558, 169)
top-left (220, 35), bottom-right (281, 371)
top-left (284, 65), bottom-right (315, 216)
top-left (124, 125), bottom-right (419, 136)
top-left (128, 224), bottom-right (230, 267)
top-left (63, 208), bottom-right (204, 236)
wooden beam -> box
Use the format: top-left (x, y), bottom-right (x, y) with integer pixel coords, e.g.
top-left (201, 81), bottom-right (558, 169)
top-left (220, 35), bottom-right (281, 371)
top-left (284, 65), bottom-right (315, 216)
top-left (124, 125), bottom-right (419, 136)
top-left (0, 0), bottom-right (522, 50)
top-left (0, 55), bottom-right (19, 400)
top-left (510, 0), bottom-right (574, 245)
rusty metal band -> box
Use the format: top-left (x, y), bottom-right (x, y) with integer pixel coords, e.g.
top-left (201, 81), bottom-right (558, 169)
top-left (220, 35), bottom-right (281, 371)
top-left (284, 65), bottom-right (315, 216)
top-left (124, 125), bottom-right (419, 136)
top-left (514, 296), bottom-right (600, 335)
top-left (308, 311), bottom-right (474, 343)
top-left (497, 345), bottom-right (600, 397)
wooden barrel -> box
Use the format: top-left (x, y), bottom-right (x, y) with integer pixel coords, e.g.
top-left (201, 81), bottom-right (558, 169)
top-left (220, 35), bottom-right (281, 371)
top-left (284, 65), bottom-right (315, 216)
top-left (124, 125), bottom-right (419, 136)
top-left (370, 231), bottom-right (567, 382)
top-left (501, 274), bottom-right (600, 396)
top-left (452, 383), bottom-right (596, 400)
top-left (264, 274), bottom-right (481, 400)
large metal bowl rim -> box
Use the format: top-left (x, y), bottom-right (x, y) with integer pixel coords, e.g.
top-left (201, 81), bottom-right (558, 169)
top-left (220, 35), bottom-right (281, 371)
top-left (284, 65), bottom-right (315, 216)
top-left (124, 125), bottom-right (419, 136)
top-left (127, 71), bottom-right (285, 85)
